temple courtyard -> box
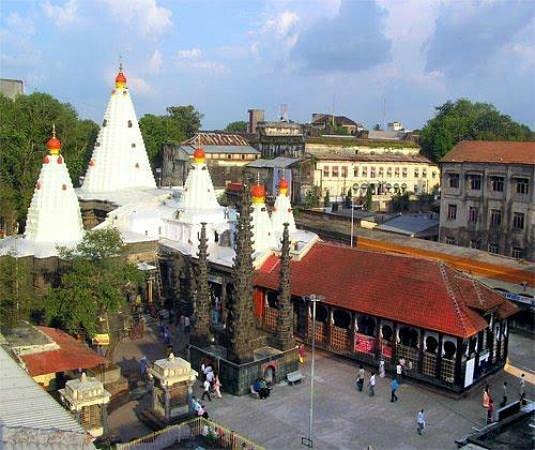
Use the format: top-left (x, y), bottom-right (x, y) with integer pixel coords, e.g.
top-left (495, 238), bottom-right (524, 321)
top-left (109, 318), bottom-right (533, 450)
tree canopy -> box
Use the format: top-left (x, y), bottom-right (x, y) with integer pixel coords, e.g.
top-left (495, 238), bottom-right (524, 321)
top-left (0, 255), bottom-right (35, 329)
top-left (139, 105), bottom-right (203, 166)
top-left (421, 99), bottom-right (533, 162)
top-left (0, 93), bottom-right (98, 234)
top-left (44, 228), bottom-right (143, 336)
top-left (225, 121), bottom-right (248, 133)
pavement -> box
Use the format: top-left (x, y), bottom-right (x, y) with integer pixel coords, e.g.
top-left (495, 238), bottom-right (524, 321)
top-left (108, 319), bottom-right (534, 450)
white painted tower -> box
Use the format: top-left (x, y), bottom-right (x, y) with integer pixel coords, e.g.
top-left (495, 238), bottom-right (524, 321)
top-left (25, 128), bottom-right (84, 244)
top-left (80, 65), bottom-right (156, 193)
top-left (271, 177), bottom-right (296, 237)
top-left (250, 179), bottom-right (277, 253)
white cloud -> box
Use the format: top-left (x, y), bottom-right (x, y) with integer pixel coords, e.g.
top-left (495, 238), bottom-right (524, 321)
top-left (148, 49), bottom-right (163, 73)
top-left (104, 0), bottom-right (173, 37)
top-left (41, 0), bottom-right (79, 26)
top-left (177, 48), bottom-right (202, 59)
top-left (129, 76), bottom-right (152, 95)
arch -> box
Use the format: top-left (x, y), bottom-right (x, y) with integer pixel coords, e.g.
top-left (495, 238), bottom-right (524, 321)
top-left (333, 309), bottom-right (351, 328)
top-left (425, 336), bottom-right (438, 354)
top-left (267, 291), bottom-right (278, 309)
top-left (381, 324), bottom-right (393, 341)
top-left (443, 340), bottom-right (456, 359)
top-left (127, 120), bottom-right (133, 128)
top-left (315, 303), bottom-right (328, 323)
top-left (399, 326), bottom-right (418, 347)
top-left (356, 314), bottom-right (376, 336)
top-left (264, 365), bottom-right (276, 385)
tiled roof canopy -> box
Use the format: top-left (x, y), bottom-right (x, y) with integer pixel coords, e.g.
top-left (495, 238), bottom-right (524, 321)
top-left (441, 141), bottom-right (535, 165)
top-left (183, 132), bottom-right (250, 147)
top-left (20, 327), bottom-right (106, 377)
top-left (255, 243), bottom-right (517, 338)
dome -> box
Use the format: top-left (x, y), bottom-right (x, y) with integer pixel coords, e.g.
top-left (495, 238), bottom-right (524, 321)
top-left (193, 147), bottom-right (205, 161)
top-left (115, 67), bottom-right (127, 88)
top-left (251, 183), bottom-right (265, 198)
top-left (46, 136), bottom-right (61, 155)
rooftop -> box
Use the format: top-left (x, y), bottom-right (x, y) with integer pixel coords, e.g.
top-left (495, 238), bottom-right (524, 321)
top-left (182, 132), bottom-right (251, 147)
top-left (246, 156), bottom-right (301, 168)
top-left (255, 242), bottom-right (517, 338)
top-left (441, 140), bottom-right (535, 165)
top-left (376, 213), bottom-right (439, 237)
top-left (311, 152), bottom-right (433, 164)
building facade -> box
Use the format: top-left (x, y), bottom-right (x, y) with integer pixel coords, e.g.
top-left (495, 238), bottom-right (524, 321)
top-left (161, 132), bottom-right (259, 188)
top-left (250, 121), bottom-right (306, 159)
top-left (439, 141), bottom-right (535, 261)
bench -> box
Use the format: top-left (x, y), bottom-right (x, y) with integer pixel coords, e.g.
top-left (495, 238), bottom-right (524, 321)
top-left (250, 385), bottom-right (260, 398)
top-left (287, 370), bottom-right (304, 385)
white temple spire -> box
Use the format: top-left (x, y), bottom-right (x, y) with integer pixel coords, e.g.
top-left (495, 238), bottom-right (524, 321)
top-left (271, 177), bottom-right (296, 236)
top-left (25, 128), bottom-right (84, 244)
top-left (80, 64), bottom-right (156, 194)
top-left (250, 180), bottom-right (277, 253)
top-left (181, 146), bottom-right (219, 211)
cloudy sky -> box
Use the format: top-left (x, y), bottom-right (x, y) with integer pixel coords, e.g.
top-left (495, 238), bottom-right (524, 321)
top-left (1, 0), bottom-right (534, 130)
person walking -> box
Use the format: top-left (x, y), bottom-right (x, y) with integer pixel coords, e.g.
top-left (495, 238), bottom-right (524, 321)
top-left (500, 381), bottom-right (508, 407)
top-left (356, 365), bottom-right (365, 392)
top-left (519, 373), bottom-right (525, 397)
top-left (368, 371), bottom-right (376, 397)
top-left (391, 378), bottom-right (399, 402)
top-left (184, 316), bottom-right (191, 334)
top-left (416, 409), bottom-right (426, 435)
top-left (298, 344), bottom-right (306, 364)
top-left (487, 398), bottom-right (494, 424)
top-left (396, 361), bottom-right (403, 382)
top-left (201, 378), bottom-right (212, 402)
top-left (482, 385), bottom-right (490, 409)
top-left (213, 374), bottom-right (222, 399)
top-left (379, 359), bottom-right (386, 378)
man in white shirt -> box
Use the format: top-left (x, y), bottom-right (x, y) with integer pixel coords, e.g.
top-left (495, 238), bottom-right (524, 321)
top-left (201, 379), bottom-right (212, 401)
top-left (368, 371), bottom-right (376, 397)
top-left (416, 409), bottom-right (426, 435)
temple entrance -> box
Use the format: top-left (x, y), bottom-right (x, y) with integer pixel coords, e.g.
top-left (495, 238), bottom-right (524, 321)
top-left (264, 365), bottom-right (276, 385)
top-left (294, 299), bottom-right (307, 338)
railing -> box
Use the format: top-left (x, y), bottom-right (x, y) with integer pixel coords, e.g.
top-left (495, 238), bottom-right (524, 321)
top-left (115, 417), bottom-right (264, 450)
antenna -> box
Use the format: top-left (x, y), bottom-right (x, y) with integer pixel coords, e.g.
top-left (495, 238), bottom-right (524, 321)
top-left (332, 94), bottom-right (336, 129)
top-left (383, 97), bottom-right (386, 131)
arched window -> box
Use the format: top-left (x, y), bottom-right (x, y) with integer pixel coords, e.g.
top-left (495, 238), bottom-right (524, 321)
top-left (425, 336), bottom-right (438, 353)
top-left (333, 310), bottom-right (351, 328)
top-left (399, 326), bottom-right (418, 347)
top-left (127, 120), bottom-right (133, 128)
top-left (443, 341), bottom-right (456, 359)
top-left (315, 304), bottom-right (328, 323)
top-left (381, 325), bottom-right (393, 341)
top-left (102, 119), bottom-right (107, 127)
top-left (357, 315), bottom-right (376, 336)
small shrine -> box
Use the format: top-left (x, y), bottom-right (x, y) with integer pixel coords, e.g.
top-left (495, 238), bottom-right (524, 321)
top-left (150, 353), bottom-right (198, 422)
top-left (59, 372), bottom-right (111, 437)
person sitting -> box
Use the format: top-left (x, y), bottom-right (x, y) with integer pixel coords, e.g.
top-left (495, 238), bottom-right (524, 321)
top-left (253, 378), bottom-right (262, 395)
top-left (258, 378), bottom-right (270, 399)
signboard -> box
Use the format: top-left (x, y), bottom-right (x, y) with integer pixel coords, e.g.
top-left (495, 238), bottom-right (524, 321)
top-left (464, 357), bottom-right (475, 387)
top-left (354, 333), bottom-right (376, 354)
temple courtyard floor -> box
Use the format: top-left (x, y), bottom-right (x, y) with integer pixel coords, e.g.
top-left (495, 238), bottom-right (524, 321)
top-left (109, 320), bottom-right (534, 450)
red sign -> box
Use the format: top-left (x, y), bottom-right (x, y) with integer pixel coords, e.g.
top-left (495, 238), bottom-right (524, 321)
top-left (354, 333), bottom-right (376, 354)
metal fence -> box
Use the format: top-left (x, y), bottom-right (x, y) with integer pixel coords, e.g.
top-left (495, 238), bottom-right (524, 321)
top-left (115, 417), bottom-right (264, 450)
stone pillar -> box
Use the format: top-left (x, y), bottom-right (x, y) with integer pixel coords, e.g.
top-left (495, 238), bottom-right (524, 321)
top-left (417, 330), bottom-right (425, 374)
top-left (392, 322), bottom-right (398, 365)
top-left (192, 223), bottom-right (211, 345)
top-left (436, 334), bottom-right (444, 381)
top-left (455, 337), bottom-right (464, 386)
top-left (220, 279), bottom-right (228, 326)
top-left (375, 318), bottom-right (382, 359)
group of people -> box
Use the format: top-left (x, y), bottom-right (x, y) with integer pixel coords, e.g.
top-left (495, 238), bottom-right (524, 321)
top-left (252, 377), bottom-right (271, 399)
top-left (482, 373), bottom-right (526, 425)
top-left (200, 362), bottom-right (223, 402)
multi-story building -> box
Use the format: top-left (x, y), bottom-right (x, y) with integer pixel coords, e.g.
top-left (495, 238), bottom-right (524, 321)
top-left (439, 141), bottom-right (535, 261)
top-left (310, 113), bottom-right (364, 135)
top-left (161, 132), bottom-right (260, 188)
top-left (252, 120), bottom-right (305, 159)
top-left (308, 151), bottom-right (439, 200)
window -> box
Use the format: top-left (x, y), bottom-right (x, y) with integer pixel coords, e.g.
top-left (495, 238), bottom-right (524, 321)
top-left (102, 119), bottom-right (107, 127)
top-left (370, 167), bottom-right (376, 178)
top-left (445, 236), bottom-right (456, 245)
top-left (394, 167), bottom-right (400, 178)
top-left (515, 178), bottom-right (529, 195)
top-left (341, 166), bottom-right (348, 178)
top-left (241, 154), bottom-right (246, 160)
top-left (488, 243), bottom-right (499, 254)
top-left (414, 185), bottom-right (419, 193)
top-left (227, 154), bottom-right (232, 159)
top-left (491, 176), bottom-right (504, 192)
top-left (490, 209), bottom-right (502, 227)
top-left (127, 120), bottom-right (133, 128)
top-left (447, 204), bottom-right (457, 220)
top-left (432, 171), bottom-right (437, 179)
top-left (470, 175), bottom-right (482, 190)
top-left (362, 166), bottom-right (368, 177)
top-left (378, 167), bottom-right (384, 177)
top-left (414, 168), bottom-right (419, 178)
top-left (332, 166), bottom-right (339, 177)
top-left (512, 247), bottom-right (524, 259)
top-left (512, 212), bottom-right (525, 230)
top-left (387, 167), bottom-right (392, 177)
top-left (402, 168), bottom-right (408, 178)
top-left (353, 167), bottom-right (359, 177)
top-left (323, 166), bottom-right (329, 177)
top-left (448, 173), bottom-right (459, 188)
top-left (468, 207), bottom-right (478, 223)
top-left (131, 143), bottom-right (136, 148)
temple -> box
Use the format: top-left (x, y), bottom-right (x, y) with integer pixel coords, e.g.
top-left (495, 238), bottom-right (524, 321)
top-left (79, 65), bottom-right (156, 194)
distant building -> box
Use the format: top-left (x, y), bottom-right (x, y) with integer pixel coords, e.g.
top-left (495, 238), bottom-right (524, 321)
top-left (247, 109), bottom-right (264, 134)
top-left (0, 78), bottom-right (23, 99)
top-left (439, 141), bottom-right (535, 261)
top-left (376, 213), bottom-right (439, 240)
top-left (311, 113), bottom-right (364, 135)
top-left (250, 120), bottom-right (306, 159)
top-left (161, 132), bottom-right (260, 188)
top-left (387, 121), bottom-right (404, 132)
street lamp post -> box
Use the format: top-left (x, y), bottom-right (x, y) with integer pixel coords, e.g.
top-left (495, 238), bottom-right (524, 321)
top-left (302, 294), bottom-right (324, 448)
top-left (350, 197), bottom-right (354, 248)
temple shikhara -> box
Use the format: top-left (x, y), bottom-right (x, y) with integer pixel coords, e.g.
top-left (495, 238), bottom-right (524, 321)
top-left (0, 64), bottom-right (519, 400)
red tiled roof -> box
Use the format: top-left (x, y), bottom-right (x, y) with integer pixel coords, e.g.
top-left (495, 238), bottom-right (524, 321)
top-left (20, 327), bottom-right (106, 377)
top-left (441, 141), bottom-right (535, 165)
top-left (255, 243), bottom-right (517, 338)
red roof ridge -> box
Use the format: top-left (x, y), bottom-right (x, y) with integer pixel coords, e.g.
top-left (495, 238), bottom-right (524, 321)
top-left (438, 263), bottom-right (469, 336)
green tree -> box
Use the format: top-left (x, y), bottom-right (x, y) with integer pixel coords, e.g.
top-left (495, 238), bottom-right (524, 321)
top-left (392, 192), bottom-right (410, 212)
top-left (0, 255), bottom-right (35, 329)
top-left (364, 186), bottom-right (373, 211)
top-left (139, 105), bottom-right (203, 166)
top-left (324, 189), bottom-right (330, 208)
top-left (0, 92), bottom-right (98, 233)
top-left (303, 186), bottom-right (321, 209)
top-left (225, 121), bottom-right (248, 133)
top-left (421, 99), bottom-right (533, 161)
top-left (333, 125), bottom-right (348, 135)
top-left (44, 228), bottom-right (143, 337)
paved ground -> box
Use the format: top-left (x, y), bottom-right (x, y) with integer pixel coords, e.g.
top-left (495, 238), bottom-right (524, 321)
top-left (108, 320), bottom-right (534, 449)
